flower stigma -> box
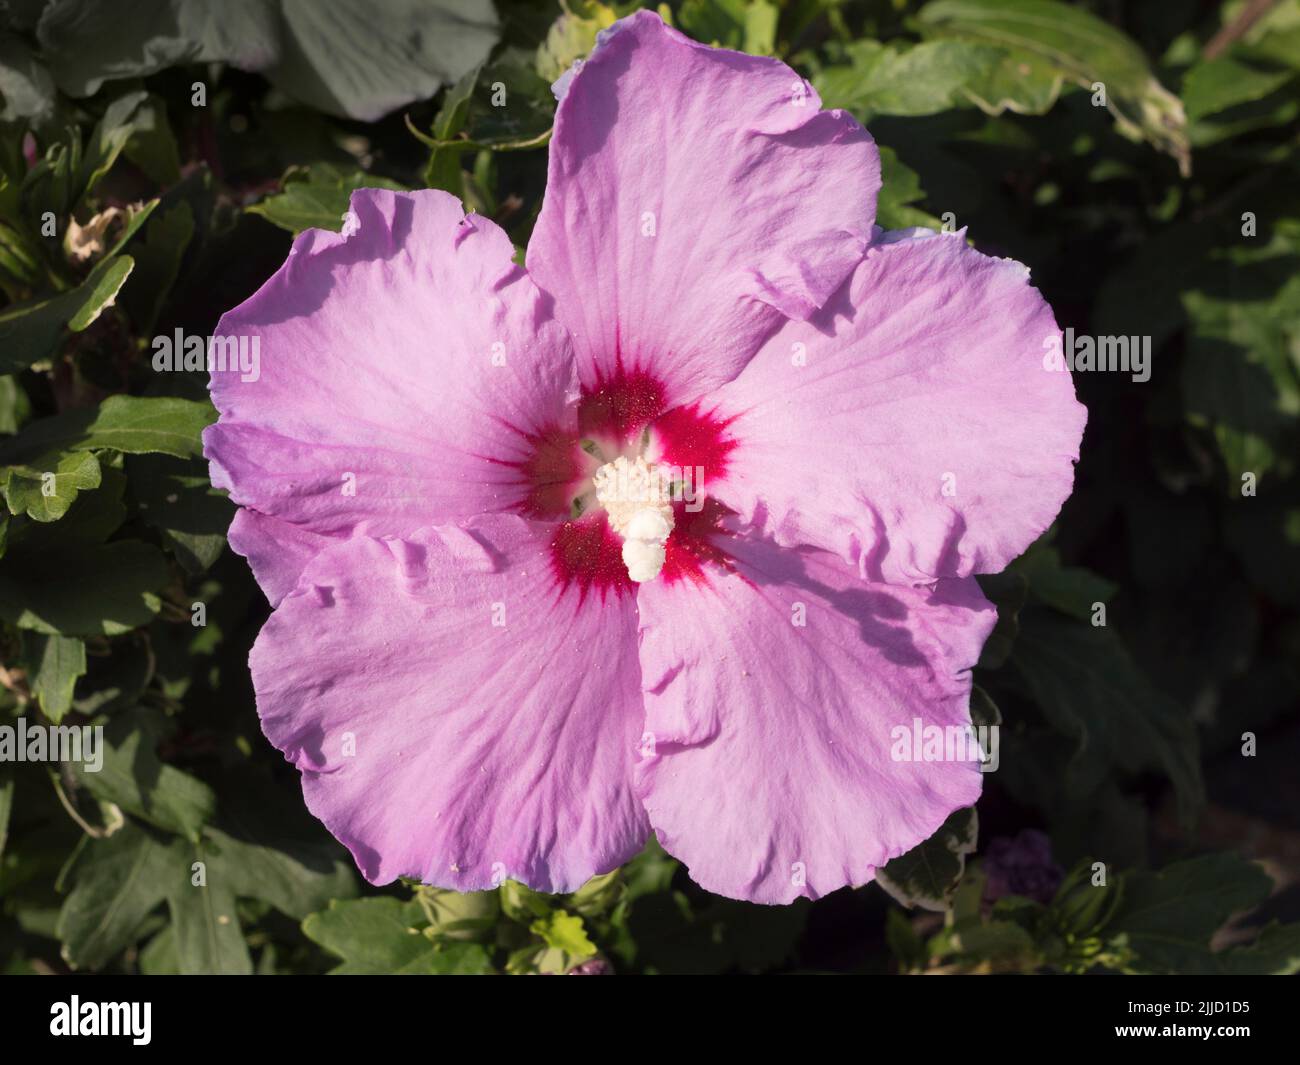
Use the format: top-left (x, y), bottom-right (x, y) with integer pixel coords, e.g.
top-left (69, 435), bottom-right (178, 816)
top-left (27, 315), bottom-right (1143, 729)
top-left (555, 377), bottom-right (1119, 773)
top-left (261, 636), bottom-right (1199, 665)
top-left (591, 454), bottom-right (675, 582)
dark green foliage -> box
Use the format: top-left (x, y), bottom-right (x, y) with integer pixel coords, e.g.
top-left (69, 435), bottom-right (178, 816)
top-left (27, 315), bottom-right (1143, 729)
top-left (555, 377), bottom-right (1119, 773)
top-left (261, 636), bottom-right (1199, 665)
top-left (1, 0), bottom-right (1297, 974)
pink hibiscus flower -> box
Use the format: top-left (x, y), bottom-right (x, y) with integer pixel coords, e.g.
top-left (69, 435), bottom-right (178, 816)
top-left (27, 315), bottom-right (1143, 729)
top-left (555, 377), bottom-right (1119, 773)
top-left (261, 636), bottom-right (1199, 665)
top-left (204, 12), bottom-right (1085, 904)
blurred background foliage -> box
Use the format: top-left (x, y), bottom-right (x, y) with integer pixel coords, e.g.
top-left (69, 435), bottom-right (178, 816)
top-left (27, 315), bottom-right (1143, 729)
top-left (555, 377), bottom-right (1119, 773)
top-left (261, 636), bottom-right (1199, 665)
top-left (1, 0), bottom-right (1299, 974)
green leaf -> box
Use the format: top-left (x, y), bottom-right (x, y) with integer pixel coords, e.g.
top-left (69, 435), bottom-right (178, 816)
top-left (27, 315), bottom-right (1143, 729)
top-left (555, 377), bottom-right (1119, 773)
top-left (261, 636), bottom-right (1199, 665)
top-left (0, 31), bottom-right (55, 123)
top-left (1, 449), bottom-right (100, 521)
top-left (129, 454), bottom-right (231, 573)
top-left (1106, 853), bottom-right (1273, 973)
top-left (22, 633), bottom-right (86, 722)
top-left (1210, 921), bottom-right (1300, 975)
top-left (36, 0), bottom-right (501, 123)
top-left (0, 395), bottom-right (217, 464)
top-left (137, 924), bottom-right (180, 975)
top-left (200, 778), bottom-right (356, 920)
top-left (568, 869), bottom-right (624, 918)
top-left (499, 878), bottom-right (554, 921)
top-left (70, 636), bottom-right (152, 718)
top-left (975, 569), bottom-right (1028, 668)
top-left (536, 0), bottom-right (618, 82)
top-left (530, 910), bottom-right (597, 959)
top-left (0, 253), bottom-right (135, 372)
top-left (1012, 542), bottom-right (1118, 621)
top-left (56, 822), bottom-right (173, 970)
top-left (122, 93), bottom-right (182, 186)
top-left (877, 807), bottom-right (979, 911)
top-left (815, 39), bottom-right (1003, 118)
top-left (72, 708), bottom-right (216, 839)
top-left (677, 0), bottom-right (777, 54)
top-left (0, 218), bottom-right (43, 289)
top-left (17, 134), bottom-right (81, 226)
top-left (619, 836), bottom-right (679, 900)
top-left (77, 90), bottom-right (148, 202)
top-left (58, 787), bottom-right (357, 973)
top-left (474, 46), bottom-right (554, 145)
top-left (0, 539), bottom-right (169, 635)
top-left (1010, 609), bottom-right (1204, 824)
top-left (302, 897), bottom-right (429, 972)
top-left (255, 0), bottom-right (501, 122)
top-left (885, 907), bottom-right (927, 971)
top-left (959, 46), bottom-right (1064, 115)
top-left (741, 0), bottom-right (778, 56)
top-left (11, 464), bottom-right (127, 547)
top-left (303, 897), bottom-right (493, 974)
top-left (1092, 212), bottom-right (1225, 351)
top-left (119, 201), bottom-right (194, 335)
top-left (421, 65), bottom-right (480, 195)
top-left (0, 375), bottom-right (32, 434)
top-left (75, 394), bottom-right (214, 456)
top-left (875, 145), bottom-right (941, 231)
top-left (1181, 238), bottom-right (1300, 485)
top-left (1182, 56), bottom-right (1294, 125)
top-left (917, 0), bottom-right (1189, 172)
top-left (951, 918), bottom-right (1036, 959)
top-left (164, 837), bottom-right (252, 975)
top-left (246, 163), bottom-right (405, 236)
top-left (37, 0), bottom-right (278, 97)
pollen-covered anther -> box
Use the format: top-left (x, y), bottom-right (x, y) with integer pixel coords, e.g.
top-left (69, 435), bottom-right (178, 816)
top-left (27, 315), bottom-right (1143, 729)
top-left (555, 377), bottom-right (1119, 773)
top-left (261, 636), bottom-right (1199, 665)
top-left (593, 455), bottom-right (675, 582)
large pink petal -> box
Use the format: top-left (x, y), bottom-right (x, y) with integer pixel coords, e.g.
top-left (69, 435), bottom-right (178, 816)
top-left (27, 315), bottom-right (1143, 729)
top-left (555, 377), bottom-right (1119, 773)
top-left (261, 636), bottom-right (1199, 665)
top-left (249, 514), bottom-right (649, 892)
top-left (226, 508), bottom-right (337, 608)
top-left (527, 10), bottom-right (880, 406)
top-left (708, 229), bottom-right (1088, 585)
top-left (204, 188), bottom-right (580, 604)
top-left (636, 532), bottom-right (995, 904)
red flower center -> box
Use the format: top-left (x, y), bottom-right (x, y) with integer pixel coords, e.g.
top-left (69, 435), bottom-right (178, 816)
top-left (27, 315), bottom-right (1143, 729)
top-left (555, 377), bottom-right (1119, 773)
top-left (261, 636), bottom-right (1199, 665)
top-left (503, 364), bottom-right (740, 599)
